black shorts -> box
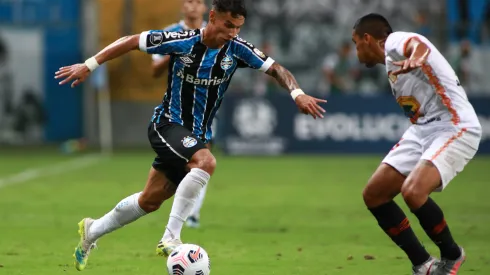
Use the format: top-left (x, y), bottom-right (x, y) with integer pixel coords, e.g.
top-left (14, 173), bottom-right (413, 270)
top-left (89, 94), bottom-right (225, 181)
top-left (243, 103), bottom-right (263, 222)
top-left (148, 122), bottom-right (207, 185)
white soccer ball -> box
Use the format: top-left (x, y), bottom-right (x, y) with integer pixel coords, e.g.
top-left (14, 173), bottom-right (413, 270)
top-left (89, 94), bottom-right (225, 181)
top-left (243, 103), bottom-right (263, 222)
top-left (167, 244), bottom-right (211, 275)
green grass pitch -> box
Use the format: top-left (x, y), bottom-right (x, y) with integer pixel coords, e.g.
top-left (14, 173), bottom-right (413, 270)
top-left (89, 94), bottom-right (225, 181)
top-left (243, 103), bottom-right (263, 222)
top-left (0, 150), bottom-right (488, 275)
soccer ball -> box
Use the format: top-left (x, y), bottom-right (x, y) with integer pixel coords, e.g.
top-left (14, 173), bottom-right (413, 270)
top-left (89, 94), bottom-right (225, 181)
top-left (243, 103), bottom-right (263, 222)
top-left (167, 244), bottom-right (211, 275)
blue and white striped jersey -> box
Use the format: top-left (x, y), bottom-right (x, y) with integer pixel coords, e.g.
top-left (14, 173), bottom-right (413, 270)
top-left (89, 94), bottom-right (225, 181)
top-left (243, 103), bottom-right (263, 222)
top-left (140, 28), bottom-right (275, 142)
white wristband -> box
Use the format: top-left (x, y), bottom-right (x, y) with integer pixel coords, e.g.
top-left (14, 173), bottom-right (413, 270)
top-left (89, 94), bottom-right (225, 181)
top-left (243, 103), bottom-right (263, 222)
top-left (290, 89), bottom-right (305, 100)
top-left (84, 57), bottom-right (100, 71)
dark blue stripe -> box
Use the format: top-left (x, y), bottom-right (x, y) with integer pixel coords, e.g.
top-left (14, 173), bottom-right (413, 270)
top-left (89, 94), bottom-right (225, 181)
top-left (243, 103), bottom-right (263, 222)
top-left (204, 47), bottom-right (236, 141)
top-left (193, 48), bottom-right (220, 136)
top-left (169, 59), bottom-right (185, 125)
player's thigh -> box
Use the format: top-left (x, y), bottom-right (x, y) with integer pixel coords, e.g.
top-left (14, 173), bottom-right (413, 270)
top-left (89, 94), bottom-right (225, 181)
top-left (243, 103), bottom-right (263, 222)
top-left (363, 127), bottom-right (423, 207)
top-left (418, 126), bottom-right (481, 192)
top-left (148, 122), bottom-right (208, 183)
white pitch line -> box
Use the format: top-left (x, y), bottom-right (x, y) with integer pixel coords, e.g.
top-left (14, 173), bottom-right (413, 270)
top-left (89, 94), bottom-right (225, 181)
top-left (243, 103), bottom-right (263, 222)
top-left (0, 154), bottom-right (105, 189)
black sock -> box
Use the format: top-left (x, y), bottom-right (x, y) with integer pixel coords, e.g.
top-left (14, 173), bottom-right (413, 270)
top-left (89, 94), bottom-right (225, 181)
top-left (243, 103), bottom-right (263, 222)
top-left (369, 201), bottom-right (431, 266)
top-left (412, 197), bottom-right (461, 260)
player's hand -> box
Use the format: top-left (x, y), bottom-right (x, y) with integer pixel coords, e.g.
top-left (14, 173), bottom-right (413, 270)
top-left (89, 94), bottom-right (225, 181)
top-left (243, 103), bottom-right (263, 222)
top-left (54, 64), bottom-right (91, 88)
top-left (295, 94), bottom-right (327, 119)
top-left (391, 57), bottom-right (426, 76)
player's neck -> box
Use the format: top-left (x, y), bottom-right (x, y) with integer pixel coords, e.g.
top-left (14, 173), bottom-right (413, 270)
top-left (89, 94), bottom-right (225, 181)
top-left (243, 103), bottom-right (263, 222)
top-left (201, 27), bottom-right (225, 49)
top-left (183, 18), bottom-right (203, 30)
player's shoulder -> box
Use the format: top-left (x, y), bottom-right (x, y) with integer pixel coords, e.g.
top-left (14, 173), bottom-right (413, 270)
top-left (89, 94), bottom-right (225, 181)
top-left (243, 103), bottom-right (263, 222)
top-left (231, 35), bottom-right (257, 48)
top-left (386, 31), bottom-right (430, 48)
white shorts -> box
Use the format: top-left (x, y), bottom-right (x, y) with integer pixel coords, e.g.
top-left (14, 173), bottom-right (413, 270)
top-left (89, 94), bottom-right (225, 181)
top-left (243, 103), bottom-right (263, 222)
top-left (382, 122), bottom-right (481, 191)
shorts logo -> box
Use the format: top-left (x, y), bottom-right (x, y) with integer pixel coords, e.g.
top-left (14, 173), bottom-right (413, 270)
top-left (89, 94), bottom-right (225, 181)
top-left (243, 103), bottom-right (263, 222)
top-left (220, 56), bottom-right (234, 70)
top-left (253, 48), bottom-right (266, 58)
top-left (149, 32), bottom-right (163, 46)
top-left (182, 136), bottom-right (197, 148)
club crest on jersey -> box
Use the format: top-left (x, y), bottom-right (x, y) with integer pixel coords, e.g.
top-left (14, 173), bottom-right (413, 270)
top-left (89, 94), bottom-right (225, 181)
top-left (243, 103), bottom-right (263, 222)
top-left (220, 56), bottom-right (234, 70)
top-left (182, 136), bottom-right (197, 148)
top-left (253, 48), bottom-right (266, 58)
top-left (397, 96), bottom-right (421, 123)
top-left (149, 32), bottom-right (163, 46)
top-left (388, 71), bottom-right (397, 83)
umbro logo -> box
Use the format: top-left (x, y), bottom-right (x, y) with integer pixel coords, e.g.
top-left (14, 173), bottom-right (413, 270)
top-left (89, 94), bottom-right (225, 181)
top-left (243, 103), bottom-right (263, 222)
top-left (180, 56), bottom-right (193, 64)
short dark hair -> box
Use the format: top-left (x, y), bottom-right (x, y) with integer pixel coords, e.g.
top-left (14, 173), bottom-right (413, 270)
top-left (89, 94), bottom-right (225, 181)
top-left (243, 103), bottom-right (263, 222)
top-left (353, 13), bottom-right (393, 39)
top-left (213, 0), bottom-right (247, 18)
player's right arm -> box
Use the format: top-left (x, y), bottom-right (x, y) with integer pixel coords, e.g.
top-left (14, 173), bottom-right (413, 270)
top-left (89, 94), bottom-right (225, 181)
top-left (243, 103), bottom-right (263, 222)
top-left (55, 30), bottom-right (198, 87)
top-left (385, 32), bottom-right (431, 76)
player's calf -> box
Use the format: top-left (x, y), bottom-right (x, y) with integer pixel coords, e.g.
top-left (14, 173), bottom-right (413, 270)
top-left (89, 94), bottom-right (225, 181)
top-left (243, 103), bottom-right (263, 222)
top-left (160, 149), bottom-right (214, 245)
top-left (138, 168), bottom-right (177, 213)
top-left (363, 164), bottom-right (432, 268)
top-left (402, 160), bottom-right (462, 261)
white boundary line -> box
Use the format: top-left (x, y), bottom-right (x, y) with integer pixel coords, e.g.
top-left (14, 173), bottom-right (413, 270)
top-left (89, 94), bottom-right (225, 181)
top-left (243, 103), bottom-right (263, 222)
top-left (0, 154), bottom-right (104, 189)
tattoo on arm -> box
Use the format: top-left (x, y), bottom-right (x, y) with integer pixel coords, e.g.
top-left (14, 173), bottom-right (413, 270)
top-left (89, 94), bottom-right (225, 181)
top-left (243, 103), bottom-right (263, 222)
top-left (266, 62), bottom-right (300, 92)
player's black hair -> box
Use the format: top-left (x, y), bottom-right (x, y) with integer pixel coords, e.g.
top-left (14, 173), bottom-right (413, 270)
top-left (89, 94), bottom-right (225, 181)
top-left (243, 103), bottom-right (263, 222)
top-left (353, 13), bottom-right (393, 39)
top-left (212, 0), bottom-right (247, 18)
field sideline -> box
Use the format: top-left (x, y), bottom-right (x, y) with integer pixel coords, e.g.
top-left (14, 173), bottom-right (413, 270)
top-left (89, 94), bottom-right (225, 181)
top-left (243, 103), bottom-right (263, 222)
top-left (0, 150), bottom-right (488, 275)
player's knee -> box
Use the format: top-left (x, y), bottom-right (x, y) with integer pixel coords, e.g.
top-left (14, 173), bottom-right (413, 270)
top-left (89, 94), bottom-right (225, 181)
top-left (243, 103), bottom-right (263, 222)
top-left (188, 149), bottom-right (216, 175)
top-left (401, 178), bottom-right (427, 203)
top-left (363, 182), bottom-right (381, 208)
top-left (363, 177), bottom-right (398, 208)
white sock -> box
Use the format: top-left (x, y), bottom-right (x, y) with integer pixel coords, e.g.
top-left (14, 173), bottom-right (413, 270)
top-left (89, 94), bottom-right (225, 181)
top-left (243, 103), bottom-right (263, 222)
top-left (189, 183), bottom-right (208, 219)
top-left (163, 168), bottom-right (210, 240)
top-left (88, 192), bottom-right (147, 242)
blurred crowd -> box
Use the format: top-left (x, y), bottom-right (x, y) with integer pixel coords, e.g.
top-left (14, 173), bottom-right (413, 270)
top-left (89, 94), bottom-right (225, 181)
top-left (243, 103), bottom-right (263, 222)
top-left (227, 0), bottom-right (490, 97)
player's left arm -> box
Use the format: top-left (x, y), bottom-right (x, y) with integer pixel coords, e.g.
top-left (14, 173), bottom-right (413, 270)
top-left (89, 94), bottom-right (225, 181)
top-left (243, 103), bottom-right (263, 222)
top-left (265, 63), bottom-right (326, 118)
top-left (392, 37), bottom-right (431, 76)
top-left (233, 38), bottom-right (326, 119)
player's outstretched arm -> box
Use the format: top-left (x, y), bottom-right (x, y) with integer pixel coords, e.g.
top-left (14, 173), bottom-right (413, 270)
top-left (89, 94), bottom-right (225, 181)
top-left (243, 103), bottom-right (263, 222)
top-left (266, 62), bottom-right (327, 119)
top-left (55, 35), bottom-right (140, 88)
top-left (392, 37), bottom-right (430, 76)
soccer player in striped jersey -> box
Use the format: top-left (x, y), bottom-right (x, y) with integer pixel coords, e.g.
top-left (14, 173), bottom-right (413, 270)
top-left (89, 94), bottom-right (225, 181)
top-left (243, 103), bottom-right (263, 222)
top-left (352, 14), bottom-right (481, 275)
top-left (55, 0), bottom-right (326, 271)
top-left (151, 0), bottom-right (209, 230)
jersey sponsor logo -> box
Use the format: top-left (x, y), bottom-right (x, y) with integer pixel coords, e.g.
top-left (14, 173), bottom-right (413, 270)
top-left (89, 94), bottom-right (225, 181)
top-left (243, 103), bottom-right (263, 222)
top-left (149, 32), bottom-right (163, 46)
top-left (163, 30), bottom-right (196, 40)
top-left (253, 48), bottom-right (266, 58)
top-left (176, 70), bottom-right (232, 86)
top-left (396, 96), bottom-right (422, 123)
top-left (220, 56), bottom-right (234, 70)
top-left (182, 136), bottom-right (197, 148)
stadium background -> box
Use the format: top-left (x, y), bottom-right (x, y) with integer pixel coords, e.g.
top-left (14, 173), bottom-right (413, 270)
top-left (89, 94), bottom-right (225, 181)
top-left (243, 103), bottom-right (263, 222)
top-left (0, 1), bottom-right (489, 275)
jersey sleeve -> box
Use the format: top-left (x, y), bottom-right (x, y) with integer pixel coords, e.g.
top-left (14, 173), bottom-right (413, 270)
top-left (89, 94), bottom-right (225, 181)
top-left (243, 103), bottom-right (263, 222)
top-left (152, 24), bottom-right (183, 60)
top-left (232, 37), bottom-right (275, 72)
top-left (139, 29), bottom-right (199, 55)
top-left (385, 32), bottom-right (418, 58)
